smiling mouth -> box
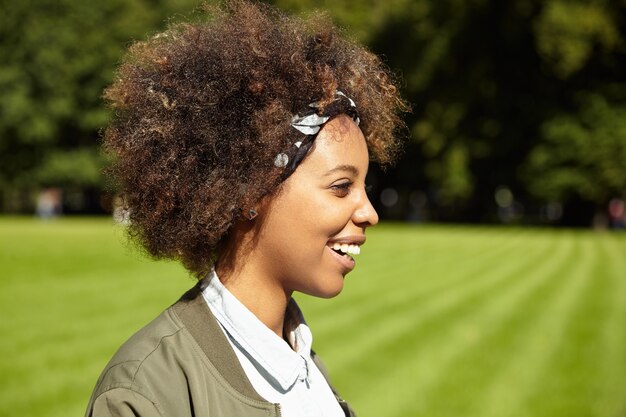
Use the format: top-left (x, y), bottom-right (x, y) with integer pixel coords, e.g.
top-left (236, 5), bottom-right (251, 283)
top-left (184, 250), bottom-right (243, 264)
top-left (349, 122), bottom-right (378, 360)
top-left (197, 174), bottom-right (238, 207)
top-left (329, 242), bottom-right (360, 259)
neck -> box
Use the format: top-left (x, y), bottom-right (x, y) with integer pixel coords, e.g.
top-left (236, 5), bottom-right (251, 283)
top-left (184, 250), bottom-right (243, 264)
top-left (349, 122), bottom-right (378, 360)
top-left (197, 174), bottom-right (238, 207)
top-left (215, 252), bottom-right (291, 338)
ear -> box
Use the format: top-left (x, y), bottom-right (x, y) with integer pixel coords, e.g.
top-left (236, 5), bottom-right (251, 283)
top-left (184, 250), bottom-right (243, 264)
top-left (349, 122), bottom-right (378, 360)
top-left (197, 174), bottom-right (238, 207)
top-left (253, 184), bottom-right (286, 217)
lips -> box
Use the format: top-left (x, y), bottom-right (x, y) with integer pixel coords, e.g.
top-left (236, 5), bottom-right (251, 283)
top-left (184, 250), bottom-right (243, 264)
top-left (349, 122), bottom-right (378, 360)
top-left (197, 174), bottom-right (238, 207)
top-left (326, 235), bottom-right (365, 273)
top-left (326, 245), bottom-right (356, 272)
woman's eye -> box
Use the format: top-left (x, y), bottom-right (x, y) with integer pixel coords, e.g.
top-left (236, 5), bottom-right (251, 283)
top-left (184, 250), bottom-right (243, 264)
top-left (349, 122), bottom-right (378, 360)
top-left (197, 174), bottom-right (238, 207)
top-left (331, 181), bottom-right (352, 196)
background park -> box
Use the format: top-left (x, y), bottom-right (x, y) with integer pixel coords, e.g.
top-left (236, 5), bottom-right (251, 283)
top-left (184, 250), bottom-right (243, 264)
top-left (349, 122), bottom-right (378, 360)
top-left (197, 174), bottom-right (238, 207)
top-left (1, 1), bottom-right (625, 416)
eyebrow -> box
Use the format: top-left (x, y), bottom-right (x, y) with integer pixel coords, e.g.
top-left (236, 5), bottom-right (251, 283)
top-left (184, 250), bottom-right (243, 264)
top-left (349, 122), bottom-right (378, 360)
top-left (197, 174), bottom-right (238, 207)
top-left (324, 164), bottom-right (359, 177)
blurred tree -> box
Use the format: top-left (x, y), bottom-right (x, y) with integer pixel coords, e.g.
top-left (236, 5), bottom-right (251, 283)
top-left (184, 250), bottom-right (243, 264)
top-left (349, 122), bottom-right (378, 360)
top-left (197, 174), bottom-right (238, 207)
top-left (524, 93), bottom-right (626, 209)
top-left (353, 0), bottom-right (550, 221)
top-left (0, 0), bottom-right (199, 210)
top-left (272, 0), bottom-right (407, 43)
top-left (524, 0), bottom-right (626, 223)
top-left (361, 0), bottom-right (626, 224)
top-left (533, 0), bottom-right (621, 79)
top-left (2, 0), bottom-right (625, 223)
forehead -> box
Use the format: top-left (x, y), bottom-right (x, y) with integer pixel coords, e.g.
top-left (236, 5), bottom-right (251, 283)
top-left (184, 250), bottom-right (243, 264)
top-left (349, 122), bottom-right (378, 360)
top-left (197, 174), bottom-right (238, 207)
top-left (301, 115), bottom-right (369, 173)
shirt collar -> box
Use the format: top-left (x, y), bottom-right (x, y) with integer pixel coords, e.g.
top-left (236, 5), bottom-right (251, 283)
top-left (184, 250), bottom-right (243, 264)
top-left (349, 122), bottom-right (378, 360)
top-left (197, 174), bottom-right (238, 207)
top-left (200, 269), bottom-right (313, 391)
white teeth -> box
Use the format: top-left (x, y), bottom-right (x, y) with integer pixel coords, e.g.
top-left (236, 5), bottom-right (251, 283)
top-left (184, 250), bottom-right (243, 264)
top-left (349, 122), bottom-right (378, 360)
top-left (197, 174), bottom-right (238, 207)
top-left (330, 243), bottom-right (361, 256)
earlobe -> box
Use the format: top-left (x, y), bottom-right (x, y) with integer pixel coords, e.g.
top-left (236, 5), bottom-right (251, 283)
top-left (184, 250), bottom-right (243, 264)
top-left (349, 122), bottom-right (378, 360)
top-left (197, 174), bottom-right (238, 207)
top-left (242, 209), bottom-right (258, 221)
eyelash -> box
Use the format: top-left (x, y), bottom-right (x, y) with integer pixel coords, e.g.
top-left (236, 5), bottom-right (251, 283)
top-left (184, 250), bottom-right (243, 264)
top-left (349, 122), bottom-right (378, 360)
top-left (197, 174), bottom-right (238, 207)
top-left (331, 182), bottom-right (373, 197)
top-left (331, 181), bottom-right (353, 196)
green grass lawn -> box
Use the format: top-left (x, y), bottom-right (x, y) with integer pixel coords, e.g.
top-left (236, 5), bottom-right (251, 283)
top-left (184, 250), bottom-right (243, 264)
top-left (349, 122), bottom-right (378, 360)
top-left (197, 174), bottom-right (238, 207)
top-left (1, 217), bottom-right (625, 417)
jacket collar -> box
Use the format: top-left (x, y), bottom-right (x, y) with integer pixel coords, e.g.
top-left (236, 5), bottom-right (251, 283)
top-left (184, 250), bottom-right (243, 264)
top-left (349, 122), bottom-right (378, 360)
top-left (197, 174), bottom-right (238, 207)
top-left (171, 282), bottom-right (267, 402)
top-left (200, 271), bottom-right (312, 391)
top-left (171, 281), bottom-right (356, 417)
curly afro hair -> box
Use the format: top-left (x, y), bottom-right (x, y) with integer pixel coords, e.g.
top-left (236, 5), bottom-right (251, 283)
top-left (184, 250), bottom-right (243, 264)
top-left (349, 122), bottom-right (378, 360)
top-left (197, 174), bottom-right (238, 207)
top-left (104, 0), bottom-right (408, 277)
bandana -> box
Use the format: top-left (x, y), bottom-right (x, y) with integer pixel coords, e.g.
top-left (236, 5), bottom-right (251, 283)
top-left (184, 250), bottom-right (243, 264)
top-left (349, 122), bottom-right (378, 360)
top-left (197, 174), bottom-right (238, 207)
top-left (274, 91), bottom-right (360, 179)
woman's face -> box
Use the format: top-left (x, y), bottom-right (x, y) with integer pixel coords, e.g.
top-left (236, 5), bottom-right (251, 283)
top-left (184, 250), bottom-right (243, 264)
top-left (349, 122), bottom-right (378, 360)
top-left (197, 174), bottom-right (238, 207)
top-left (255, 114), bottom-right (379, 298)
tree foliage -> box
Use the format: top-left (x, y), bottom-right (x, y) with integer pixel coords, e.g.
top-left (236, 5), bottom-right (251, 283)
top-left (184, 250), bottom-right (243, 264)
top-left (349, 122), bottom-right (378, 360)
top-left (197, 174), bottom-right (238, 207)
top-left (525, 93), bottom-right (626, 203)
top-left (0, 0), bottom-right (197, 192)
top-left (2, 0), bottom-right (626, 224)
top-left (356, 0), bottom-right (626, 223)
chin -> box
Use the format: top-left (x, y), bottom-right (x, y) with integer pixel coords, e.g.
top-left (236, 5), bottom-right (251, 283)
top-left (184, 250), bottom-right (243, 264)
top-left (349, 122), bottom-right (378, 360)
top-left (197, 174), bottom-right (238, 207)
top-left (309, 277), bottom-right (345, 299)
top-left (315, 289), bottom-right (343, 299)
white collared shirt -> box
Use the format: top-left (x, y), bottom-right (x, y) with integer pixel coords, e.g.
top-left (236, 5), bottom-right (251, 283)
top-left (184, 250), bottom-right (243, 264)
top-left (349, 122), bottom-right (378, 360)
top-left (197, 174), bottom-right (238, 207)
top-left (201, 270), bottom-right (344, 417)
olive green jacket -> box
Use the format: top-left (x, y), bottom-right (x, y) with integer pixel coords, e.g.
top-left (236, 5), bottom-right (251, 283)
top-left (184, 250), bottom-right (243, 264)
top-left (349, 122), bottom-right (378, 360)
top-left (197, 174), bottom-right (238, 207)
top-left (85, 284), bottom-right (356, 417)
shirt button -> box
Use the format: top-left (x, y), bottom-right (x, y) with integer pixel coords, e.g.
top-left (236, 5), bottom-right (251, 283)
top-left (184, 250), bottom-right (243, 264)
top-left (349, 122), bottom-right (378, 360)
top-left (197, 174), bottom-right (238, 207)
top-left (299, 360), bottom-right (310, 383)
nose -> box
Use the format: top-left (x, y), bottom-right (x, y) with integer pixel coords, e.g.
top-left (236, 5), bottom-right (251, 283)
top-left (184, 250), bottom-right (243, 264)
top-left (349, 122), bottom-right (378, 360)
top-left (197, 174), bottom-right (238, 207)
top-left (353, 191), bottom-right (379, 227)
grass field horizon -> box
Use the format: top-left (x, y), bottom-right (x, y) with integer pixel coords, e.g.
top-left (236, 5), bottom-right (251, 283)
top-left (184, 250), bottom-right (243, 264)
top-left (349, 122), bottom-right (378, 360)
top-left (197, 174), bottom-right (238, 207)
top-left (1, 217), bottom-right (625, 417)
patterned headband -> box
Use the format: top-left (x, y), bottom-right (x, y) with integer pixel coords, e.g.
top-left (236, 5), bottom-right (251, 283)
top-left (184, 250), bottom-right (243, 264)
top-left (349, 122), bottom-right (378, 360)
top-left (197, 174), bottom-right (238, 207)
top-left (274, 90), bottom-right (360, 178)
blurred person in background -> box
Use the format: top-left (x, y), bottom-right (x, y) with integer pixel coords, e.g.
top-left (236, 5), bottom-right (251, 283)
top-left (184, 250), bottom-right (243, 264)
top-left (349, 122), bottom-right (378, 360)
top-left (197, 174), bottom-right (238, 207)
top-left (35, 188), bottom-right (62, 219)
top-left (608, 198), bottom-right (625, 230)
top-left (85, 1), bottom-right (407, 416)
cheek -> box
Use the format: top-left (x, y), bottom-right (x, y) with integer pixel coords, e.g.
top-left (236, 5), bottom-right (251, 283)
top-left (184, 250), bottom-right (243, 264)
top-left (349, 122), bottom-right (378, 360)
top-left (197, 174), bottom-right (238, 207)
top-left (263, 185), bottom-right (352, 254)
top-left (302, 194), bottom-right (352, 238)
top-left (261, 196), bottom-right (318, 256)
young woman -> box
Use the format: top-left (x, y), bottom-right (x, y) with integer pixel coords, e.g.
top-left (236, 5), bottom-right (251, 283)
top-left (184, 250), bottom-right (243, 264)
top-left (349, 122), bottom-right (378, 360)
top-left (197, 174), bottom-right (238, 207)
top-left (86, 1), bottom-right (407, 416)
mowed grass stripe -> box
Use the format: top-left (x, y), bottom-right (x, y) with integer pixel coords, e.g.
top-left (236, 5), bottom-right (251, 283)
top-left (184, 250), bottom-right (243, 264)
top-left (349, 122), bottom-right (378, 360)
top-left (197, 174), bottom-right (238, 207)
top-left (362, 226), bottom-right (533, 293)
top-left (350, 231), bottom-right (571, 414)
top-left (0, 261), bottom-right (188, 363)
top-left (0, 219), bottom-right (191, 417)
top-left (524, 233), bottom-right (626, 417)
top-left (473, 234), bottom-right (595, 417)
top-left (301, 225), bottom-right (530, 317)
top-left (1, 219), bottom-right (624, 417)
top-left (341, 231), bottom-right (576, 417)
top-left (319, 228), bottom-right (556, 374)
top-left (360, 226), bottom-right (533, 293)
top-left (314, 224), bottom-right (532, 339)
top-left (595, 234), bottom-right (626, 417)
top-left (303, 226), bottom-right (533, 338)
top-left (416, 233), bottom-right (584, 417)
top-left (594, 234), bottom-right (626, 416)
top-left (321, 228), bottom-right (552, 368)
